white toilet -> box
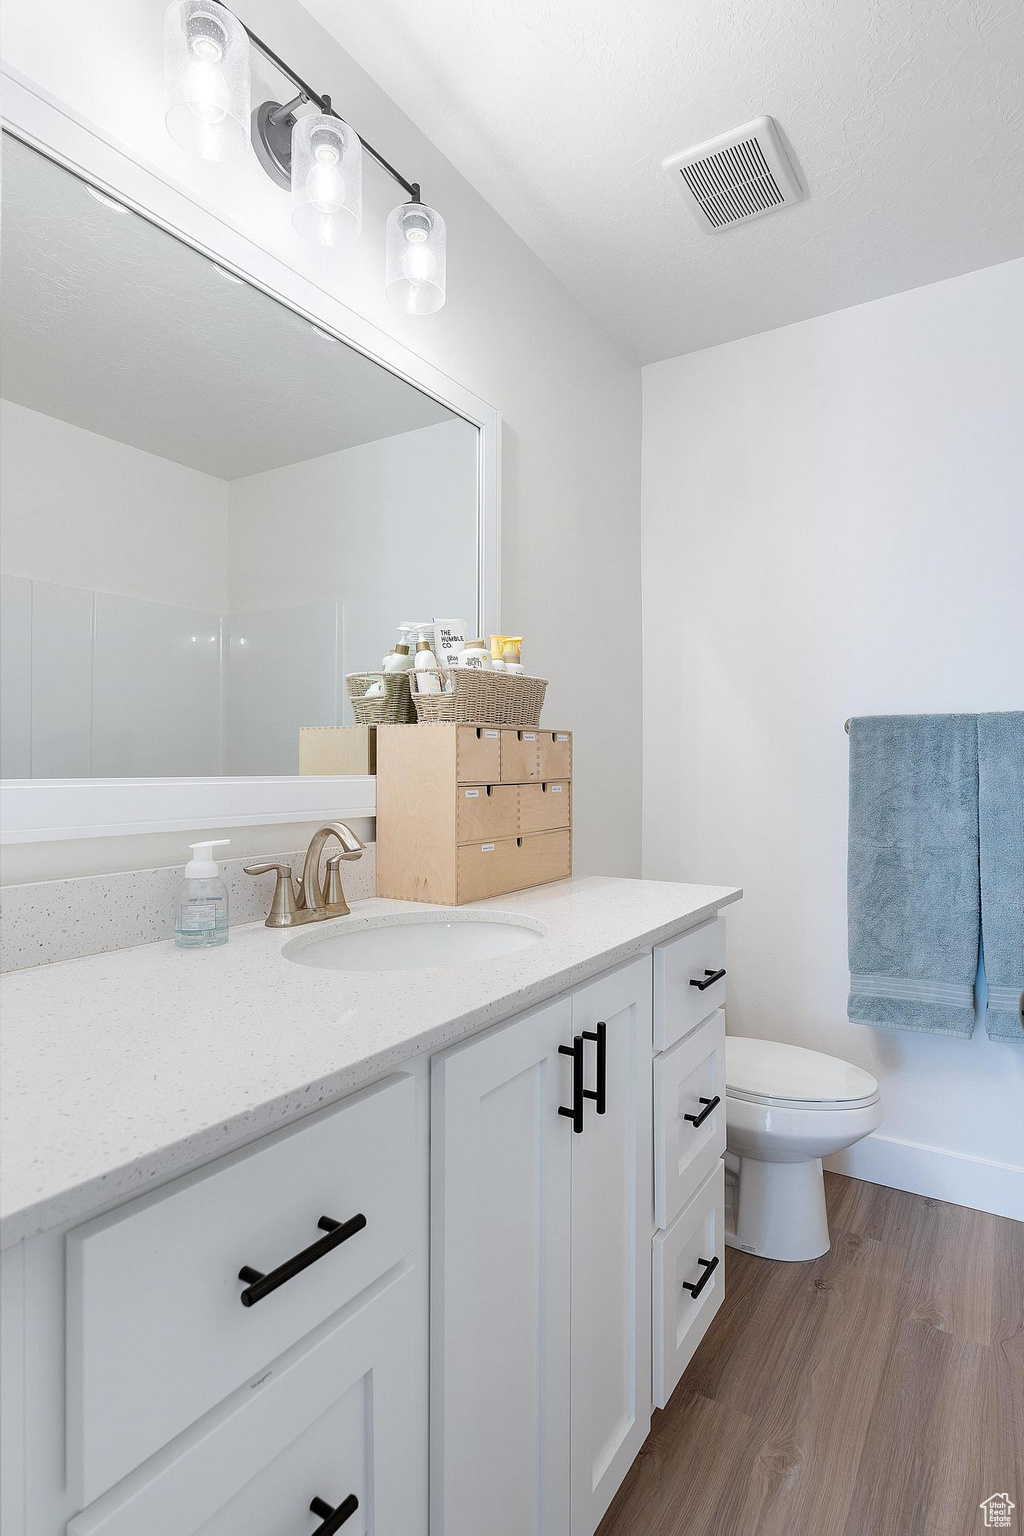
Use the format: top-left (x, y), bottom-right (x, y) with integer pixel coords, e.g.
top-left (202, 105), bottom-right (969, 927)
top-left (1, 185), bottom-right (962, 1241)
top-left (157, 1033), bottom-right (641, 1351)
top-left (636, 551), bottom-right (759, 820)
top-left (724, 1037), bottom-right (881, 1262)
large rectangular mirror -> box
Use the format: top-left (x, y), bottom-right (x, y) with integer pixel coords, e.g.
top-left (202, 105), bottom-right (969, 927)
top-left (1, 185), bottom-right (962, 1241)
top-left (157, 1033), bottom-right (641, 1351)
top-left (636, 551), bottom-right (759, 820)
top-left (0, 133), bottom-right (483, 782)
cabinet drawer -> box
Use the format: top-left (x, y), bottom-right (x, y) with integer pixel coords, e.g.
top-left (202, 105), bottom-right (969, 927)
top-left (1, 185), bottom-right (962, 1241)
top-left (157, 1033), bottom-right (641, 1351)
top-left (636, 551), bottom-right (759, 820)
top-left (457, 783), bottom-right (518, 844)
top-left (518, 781), bottom-right (570, 834)
top-left (68, 1075), bottom-right (416, 1506)
top-left (653, 1163), bottom-right (725, 1410)
top-left (456, 725), bottom-right (501, 783)
top-left (654, 916), bottom-right (727, 1051)
top-left (538, 731), bottom-right (572, 780)
top-left (500, 730), bottom-right (541, 783)
top-left (655, 1010), bottom-right (726, 1229)
top-left (69, 1265), bottom-right (421, 1536)
top-left (457, 829), bottom-right (571, 902)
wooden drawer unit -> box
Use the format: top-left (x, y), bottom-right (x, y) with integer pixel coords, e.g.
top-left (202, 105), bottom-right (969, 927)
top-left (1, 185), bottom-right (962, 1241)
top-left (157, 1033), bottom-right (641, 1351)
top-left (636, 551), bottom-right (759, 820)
top-left (500, 729), bottom-right (542, 783)
top-left (652, 1162), bottom-right (726, 1409)
top-left (654, 1009), bottom-right (726, 1229)
top-left (456, 725), bottom-right (502, 783)
top-left (69, 1265), bottom-right (421, 1536)
top-left (377, 724), bottom-right (573, 904)
top-left (457, 783), bottom-right (519, 843)
top-left (538, 730), bottom-right (572, 780)
top-left (67, 1074), bottom-right (415, 1506)
top-left (457, 830), bottom-right (572, 903)
top-left (653, 916), bottom-right (727, 1051)
top-left (518, 780), bottom-right (570, 834)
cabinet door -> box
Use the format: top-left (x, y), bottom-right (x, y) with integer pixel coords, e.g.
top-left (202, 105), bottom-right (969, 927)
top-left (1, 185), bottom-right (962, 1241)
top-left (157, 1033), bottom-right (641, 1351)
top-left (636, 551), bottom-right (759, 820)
top-left (431, 996), bottom-right (574, 1536)
top-left (569, 959), bottom-right (653, 1536)
top-left (69, 1264), bottom-right (422, 1536)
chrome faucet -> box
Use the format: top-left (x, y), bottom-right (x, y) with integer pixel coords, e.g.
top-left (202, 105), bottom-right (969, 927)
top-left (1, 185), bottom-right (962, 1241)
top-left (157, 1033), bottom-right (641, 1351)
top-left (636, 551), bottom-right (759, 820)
top-left (245, 821), bottom-right (365, 927)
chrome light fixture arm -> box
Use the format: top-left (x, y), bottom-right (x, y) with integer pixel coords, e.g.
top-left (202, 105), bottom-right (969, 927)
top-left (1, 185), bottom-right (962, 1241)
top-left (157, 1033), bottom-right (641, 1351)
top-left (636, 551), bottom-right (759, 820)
top-left (226, 7), bottom-right (422, 203)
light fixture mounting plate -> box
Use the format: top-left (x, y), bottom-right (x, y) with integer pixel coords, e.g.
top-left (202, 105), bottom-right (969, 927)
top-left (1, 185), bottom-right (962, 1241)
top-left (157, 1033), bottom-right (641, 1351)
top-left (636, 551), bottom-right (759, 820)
top-left (252, 100), bottom-right (294, 189)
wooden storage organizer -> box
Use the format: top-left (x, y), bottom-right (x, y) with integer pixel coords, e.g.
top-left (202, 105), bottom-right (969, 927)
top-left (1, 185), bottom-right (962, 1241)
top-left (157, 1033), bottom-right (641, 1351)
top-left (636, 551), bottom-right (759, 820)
top-left (376, 724), bottom-right (573, 904)
top-left (299, 725), bottom-right (377, 775)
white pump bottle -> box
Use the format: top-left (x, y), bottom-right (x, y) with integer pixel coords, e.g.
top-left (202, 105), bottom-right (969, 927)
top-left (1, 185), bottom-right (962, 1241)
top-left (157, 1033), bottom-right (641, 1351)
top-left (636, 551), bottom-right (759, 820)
top-left (175, 839), bottom-right (231, 948)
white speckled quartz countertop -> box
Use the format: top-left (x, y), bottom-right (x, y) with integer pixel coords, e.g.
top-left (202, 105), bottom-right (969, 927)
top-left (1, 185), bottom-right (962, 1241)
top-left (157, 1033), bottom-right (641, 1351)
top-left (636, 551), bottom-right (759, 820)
top-left (0, 876), bottom-right (740, 1248)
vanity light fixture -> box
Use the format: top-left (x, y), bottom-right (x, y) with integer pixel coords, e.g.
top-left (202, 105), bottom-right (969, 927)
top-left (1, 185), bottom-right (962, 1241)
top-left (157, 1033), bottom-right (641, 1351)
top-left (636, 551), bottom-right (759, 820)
top-left (162, 0), bottom-right (446, 311)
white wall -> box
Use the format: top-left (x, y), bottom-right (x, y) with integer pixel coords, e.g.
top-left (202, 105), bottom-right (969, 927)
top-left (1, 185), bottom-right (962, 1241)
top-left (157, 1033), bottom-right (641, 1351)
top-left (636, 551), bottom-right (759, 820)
top-left (228, 418), bottom-right (478, 670)
top-left (0, 400), bottom-right (229, 609)
top-left (642, 258), bottom-right (1024, 1219)
top-left (1, 0), bottom-right (643, 879)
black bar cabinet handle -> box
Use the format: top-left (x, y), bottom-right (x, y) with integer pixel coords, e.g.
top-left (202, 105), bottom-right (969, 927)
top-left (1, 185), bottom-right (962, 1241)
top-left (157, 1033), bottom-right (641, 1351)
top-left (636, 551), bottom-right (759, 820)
top-left (683, 1094), bottom-right (721, 1128)
top-left (582, 1020), bottom-right (607, 1115)
top-left (310, 1493), bottom-right (359, 1533)
top-left (689, 967), bottom-right (726, 992)
top-left (238, 1213), bottom-right (366, 1307)
top-left (682, 1255), bottom-right (720, 1298)
top-left (558, 1036), bottom-right (585, 1133)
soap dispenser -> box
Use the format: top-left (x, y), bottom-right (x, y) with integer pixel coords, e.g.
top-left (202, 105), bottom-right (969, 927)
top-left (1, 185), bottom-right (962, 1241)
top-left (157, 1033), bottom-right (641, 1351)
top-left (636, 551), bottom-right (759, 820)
top-left (175, 839), bottom-right (230, 948)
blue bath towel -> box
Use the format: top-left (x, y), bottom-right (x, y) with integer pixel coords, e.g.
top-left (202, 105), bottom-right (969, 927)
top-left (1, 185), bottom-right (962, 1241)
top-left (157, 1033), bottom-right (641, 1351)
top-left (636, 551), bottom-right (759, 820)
top-left (848, 714), bottom-right (980, 1036)
top-left (978, 712), bottom-right (1024, 1043)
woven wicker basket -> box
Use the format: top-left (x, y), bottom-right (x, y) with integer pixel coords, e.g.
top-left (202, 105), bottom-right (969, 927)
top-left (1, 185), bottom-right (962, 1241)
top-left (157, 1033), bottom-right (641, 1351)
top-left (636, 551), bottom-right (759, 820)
top-left (345, 670), bottom-right (416, 725)
top-left (409, 667), bottom-right (548, 726)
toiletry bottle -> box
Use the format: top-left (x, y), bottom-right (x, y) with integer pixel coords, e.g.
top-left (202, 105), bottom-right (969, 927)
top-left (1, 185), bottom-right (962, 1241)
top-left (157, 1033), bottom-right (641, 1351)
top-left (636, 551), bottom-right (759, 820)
top-left (383, 642), bottom-right (414, 673)
top-left (415, 633), bottom-right (442, 693)
top-left (175, 839), bottom-right (230, 948)
top-left (503, 638), bottom-right (525, 674)
top-left (458, 639), bottom-right (492, 670)
top-left (490, 635), bottom-right (507, 671)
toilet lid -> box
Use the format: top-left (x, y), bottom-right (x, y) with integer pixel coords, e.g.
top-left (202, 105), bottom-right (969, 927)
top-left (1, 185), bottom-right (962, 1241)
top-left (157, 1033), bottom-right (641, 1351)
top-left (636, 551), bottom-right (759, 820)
top-left (726, 1037), bottom-right (878, 1105)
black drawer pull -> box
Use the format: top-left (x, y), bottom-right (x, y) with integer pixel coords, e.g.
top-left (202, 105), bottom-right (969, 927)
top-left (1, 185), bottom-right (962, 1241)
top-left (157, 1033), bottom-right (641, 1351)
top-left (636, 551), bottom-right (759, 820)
top-left (682, 1254), bottom-right (720, 1299)
top-left (559, 1035), bottom-right (585, 1133)
top-left (689, 967), bottom-right (726, 992)
top-left (582, 1020), bottom-right (607, 1115)
top-left (310, 1493), bottom-right (359, 1533)
top-left (238, 1213), bottom-right (366, 1307)
top-left (683, 1094), bottom-right (721, 1128)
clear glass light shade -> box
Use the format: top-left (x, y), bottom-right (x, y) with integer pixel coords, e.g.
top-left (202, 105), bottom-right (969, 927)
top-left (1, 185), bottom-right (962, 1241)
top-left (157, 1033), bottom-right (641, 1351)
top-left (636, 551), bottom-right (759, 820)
top-left (386, 203), bottom-right (447, 315)
top-left (290, 114), bottom-right (362, 245)
top-left (164, 0), bottom-right (250, 162)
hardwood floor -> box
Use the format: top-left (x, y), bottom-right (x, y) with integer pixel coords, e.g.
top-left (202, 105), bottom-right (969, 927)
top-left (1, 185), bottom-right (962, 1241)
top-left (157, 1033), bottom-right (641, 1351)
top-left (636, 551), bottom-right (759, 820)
top-left (598, 1174), bottom-right (1023, 1536)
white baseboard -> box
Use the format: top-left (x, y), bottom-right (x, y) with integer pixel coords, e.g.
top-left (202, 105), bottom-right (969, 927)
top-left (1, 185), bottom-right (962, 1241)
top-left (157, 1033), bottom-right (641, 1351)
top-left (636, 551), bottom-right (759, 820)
top-left (824, 1133), bottom-right (1024, 1222)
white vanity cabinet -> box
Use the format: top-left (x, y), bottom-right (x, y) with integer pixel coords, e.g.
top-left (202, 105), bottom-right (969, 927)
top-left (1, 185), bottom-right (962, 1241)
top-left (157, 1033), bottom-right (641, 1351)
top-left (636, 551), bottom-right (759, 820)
top-left (2, 901), bottom-right (738, 1536)
top-left (430, 957), bottom-right (653, 1536)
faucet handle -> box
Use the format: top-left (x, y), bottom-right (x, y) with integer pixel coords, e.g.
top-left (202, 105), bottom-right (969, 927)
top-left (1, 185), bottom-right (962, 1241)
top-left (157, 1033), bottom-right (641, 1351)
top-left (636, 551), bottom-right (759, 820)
top-left (243, 862), bottom-right (300, 927)
top-left (324, 854), bottom-right (351, 910)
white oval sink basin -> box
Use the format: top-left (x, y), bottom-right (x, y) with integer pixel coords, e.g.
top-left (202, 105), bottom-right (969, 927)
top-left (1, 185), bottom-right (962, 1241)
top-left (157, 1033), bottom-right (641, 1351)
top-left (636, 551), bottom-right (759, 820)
top-left (281, 911), bottom-right (546, 972)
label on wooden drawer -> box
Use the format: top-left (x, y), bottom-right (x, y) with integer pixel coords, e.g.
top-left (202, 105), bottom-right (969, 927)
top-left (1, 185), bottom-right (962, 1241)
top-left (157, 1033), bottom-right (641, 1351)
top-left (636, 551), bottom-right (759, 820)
top-left (67, 1074), bottom-right (416, 1507)
top-left (551, 784), bottom-right (563, 792)
top-left (481, 843), bottom-right (495, 852)
top-left (556, 734), bottom-right (568, 741)
top-left (464, 789), bottom-right (480, 798)
top-left (484, 730), bottom-right (499, 738)
top-left (522, 733), bottom-right (536, 741)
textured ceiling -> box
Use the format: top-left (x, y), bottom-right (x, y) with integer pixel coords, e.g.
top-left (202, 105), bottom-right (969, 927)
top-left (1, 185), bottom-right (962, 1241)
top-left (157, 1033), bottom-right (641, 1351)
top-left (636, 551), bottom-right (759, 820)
top-left (303, 0), bottom-right (1024, 362)
top-left (0, 137), bottom-right (454, 479)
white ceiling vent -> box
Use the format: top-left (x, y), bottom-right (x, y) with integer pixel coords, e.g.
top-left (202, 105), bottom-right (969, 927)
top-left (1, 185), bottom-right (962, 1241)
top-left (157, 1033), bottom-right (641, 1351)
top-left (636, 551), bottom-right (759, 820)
top-left (662, 117), bottom-right (803, 233)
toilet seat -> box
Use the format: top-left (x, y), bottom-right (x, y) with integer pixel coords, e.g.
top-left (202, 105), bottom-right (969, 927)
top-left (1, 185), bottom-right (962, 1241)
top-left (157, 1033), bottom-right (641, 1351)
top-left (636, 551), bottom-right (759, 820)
top-left (725, 1036), bottom-right (879, 1111)
top-left (726, 1085), bottom-right (881, 1111)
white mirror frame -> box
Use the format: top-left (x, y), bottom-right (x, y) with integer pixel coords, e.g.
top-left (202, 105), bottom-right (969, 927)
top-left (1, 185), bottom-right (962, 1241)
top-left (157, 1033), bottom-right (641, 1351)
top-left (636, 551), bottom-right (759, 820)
top-left (0, 72), bottom-right (500, 846)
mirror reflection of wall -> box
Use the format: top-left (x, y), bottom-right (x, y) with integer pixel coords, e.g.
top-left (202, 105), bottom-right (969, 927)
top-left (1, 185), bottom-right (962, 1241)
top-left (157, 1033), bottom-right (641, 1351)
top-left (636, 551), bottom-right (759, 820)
top-left (0, 135), bottom-right (479, 779)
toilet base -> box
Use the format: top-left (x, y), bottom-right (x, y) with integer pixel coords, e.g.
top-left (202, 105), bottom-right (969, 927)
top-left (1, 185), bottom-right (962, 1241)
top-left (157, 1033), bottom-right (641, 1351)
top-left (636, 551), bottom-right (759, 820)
top-left (725, 1155), bottom-right (830, 1262)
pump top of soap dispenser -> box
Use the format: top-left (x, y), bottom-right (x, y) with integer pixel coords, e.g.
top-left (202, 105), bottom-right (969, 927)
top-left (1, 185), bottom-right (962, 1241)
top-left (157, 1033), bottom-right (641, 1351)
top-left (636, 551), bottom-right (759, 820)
top-left (185, 839), bottom-right (230, 878)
